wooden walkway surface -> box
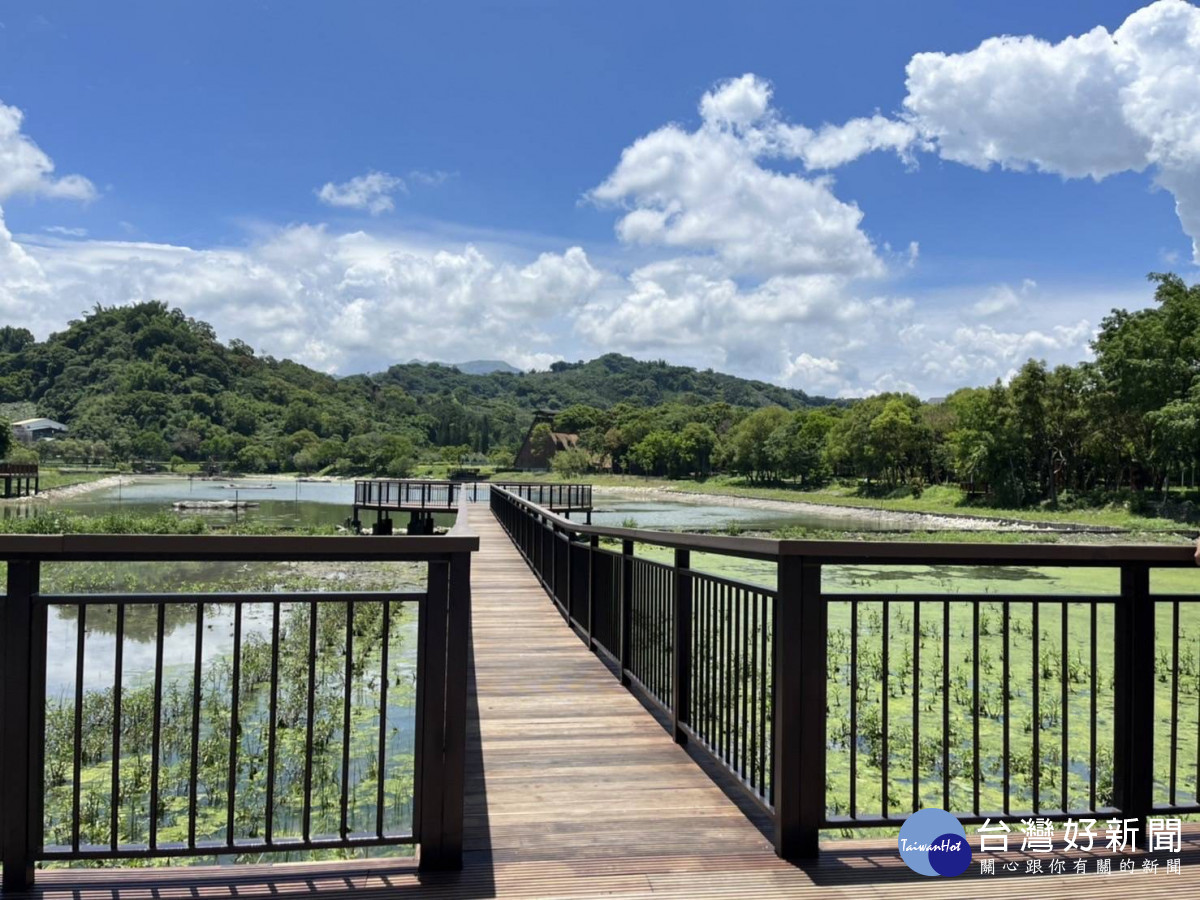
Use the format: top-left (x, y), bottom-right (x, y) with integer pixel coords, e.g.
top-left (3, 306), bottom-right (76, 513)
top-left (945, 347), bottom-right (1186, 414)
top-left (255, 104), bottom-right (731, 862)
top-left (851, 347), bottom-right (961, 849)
top-left (29, 505), bottom-right (1200, 898)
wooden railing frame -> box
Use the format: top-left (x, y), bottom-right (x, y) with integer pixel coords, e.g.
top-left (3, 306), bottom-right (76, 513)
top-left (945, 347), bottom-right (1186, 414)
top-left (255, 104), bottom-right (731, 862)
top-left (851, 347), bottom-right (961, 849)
top-left (0, 513), bottom-right (477, 890)
top-left (489, 484), bottom-right (1196, 861)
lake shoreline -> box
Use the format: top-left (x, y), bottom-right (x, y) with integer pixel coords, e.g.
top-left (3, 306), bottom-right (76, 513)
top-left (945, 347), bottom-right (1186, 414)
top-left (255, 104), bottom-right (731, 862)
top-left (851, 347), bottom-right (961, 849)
top-left (593, 484), bottom-right (1130, 534)
top-left (0, 473), bottom-right (127, 504)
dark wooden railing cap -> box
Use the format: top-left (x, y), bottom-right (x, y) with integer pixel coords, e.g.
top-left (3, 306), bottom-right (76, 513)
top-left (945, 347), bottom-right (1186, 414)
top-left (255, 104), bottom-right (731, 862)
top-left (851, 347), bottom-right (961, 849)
top-left (0, 532), bottom-right (478, 561)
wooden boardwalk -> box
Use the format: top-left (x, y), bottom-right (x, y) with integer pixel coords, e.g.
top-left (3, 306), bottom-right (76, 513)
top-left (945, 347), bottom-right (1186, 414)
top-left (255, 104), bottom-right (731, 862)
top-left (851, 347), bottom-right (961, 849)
top-left (29, 504), bottom-right (1200, 898)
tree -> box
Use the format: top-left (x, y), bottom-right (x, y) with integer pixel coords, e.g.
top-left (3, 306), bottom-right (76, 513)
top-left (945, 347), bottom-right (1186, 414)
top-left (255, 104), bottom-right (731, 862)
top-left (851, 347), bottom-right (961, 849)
top-left (0, 419), bottom-right (10, 459)
top-left (867, 397), bottom-right (930, 487)
top-left (723, 406), bottom-right (789, 481)
top-left (629, 431), bottom-right (681, 477)
top-left (527, 423), bottom-right (553, 465)
top-left (554, 404), bottom-right (604, 434)
top-left (551, 447), bottom-right (592, 477)
top-left (386, 453), bottom-right (416, 478)
top-left (678, 422), bottom-right (717, 476)
top-left (1148, 399), bottom-right (1199, 493)
top-left (767, 409), bottom-right (833, 486)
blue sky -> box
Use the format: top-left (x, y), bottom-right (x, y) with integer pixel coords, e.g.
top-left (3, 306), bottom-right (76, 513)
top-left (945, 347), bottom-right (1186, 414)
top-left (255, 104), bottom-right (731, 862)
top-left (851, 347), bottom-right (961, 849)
top-left (0, 1), bottom-right (1197, 397)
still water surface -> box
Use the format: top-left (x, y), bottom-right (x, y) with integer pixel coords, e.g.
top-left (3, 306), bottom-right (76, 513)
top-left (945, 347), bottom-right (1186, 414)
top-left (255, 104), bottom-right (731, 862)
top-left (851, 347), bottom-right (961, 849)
top-left (21, 476), bottom-right (893, 532)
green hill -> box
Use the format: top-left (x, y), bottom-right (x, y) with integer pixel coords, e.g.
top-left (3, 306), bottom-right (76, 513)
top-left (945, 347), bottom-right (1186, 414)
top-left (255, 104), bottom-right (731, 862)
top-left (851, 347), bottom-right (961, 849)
top-left (0, 302), bottom-right (830, 473)
top-left (377, 353), bottom-right (825, 411)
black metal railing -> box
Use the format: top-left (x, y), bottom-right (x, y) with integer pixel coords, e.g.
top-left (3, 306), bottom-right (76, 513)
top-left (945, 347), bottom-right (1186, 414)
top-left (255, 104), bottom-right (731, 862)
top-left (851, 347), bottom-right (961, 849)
top-left (354, 479), bottom-right (461, 510)
top-left (0, 522), bottom-right (476, 890)
top-left (354, 480), bottom-right (592, 517)
top-left (491, 482), bottom-right (592, 512)
top-left (490, 484), bottom-right (1197, 859)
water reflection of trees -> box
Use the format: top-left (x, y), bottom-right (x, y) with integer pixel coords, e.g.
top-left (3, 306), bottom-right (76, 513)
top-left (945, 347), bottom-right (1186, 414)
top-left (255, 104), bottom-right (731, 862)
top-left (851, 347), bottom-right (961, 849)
top-left (43, 600), bottom-right (418, 861)
top-left (54, 603), bottom-right (209, 641)
top-left (39, 560), bottom-right (426, 640)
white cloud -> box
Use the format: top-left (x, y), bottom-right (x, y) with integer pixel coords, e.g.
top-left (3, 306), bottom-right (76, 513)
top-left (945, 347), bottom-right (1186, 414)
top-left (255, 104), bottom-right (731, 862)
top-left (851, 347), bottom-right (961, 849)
top-left (15, 214), bottom-right (601, 373)
top-left (406, 169), bottom-right (455, 187)
top-left (316, 171), bottom-right (406, 214)
top-left (0, 101), bottom-right (96, 201)
top-left (971, 279), bottom-right (1036, 317)
top-left (782, 352), bottom-right (849, 394)
top-left (42, 225), bottom-right (87, 237)
top-left (797, 115), bottom-right (922, 170)
top-left (789, 1), bottom-right (1200, 262)
top-left (589, 74), bottom-right (887, 280)
top-left (697, 73), bottom-right (774, 129)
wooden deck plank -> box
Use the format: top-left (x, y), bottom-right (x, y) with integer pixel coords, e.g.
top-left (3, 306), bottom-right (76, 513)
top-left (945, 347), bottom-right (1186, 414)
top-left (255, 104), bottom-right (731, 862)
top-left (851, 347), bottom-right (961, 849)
top-left (27, 503), bottom-right (1200, 897)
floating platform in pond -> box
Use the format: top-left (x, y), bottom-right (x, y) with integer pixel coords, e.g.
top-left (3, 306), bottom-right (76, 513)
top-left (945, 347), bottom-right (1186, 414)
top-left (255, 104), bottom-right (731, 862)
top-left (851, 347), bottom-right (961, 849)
top-left (172, 499), bottom-right (260, 509)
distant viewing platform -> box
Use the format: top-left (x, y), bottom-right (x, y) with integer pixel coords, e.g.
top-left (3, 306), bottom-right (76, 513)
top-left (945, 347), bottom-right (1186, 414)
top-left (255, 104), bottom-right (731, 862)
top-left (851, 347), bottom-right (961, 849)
top-left (352, 478), bottom-right (594, 533)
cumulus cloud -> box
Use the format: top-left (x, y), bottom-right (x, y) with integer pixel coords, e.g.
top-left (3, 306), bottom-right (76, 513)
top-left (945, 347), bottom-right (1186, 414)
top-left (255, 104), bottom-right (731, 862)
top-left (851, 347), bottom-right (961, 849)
top-left (0, 101), bottom-right (96, 201)
top-left (796, 0), bottom-right (1200, 261)
top-left (782, 352), bottom-right (850, 394)
top-left (589, 75), bottom-right (888, 280)
top-left (316, 171), bottom-right (406, 214)
top-left (14, 216), bottom-right (601, 372)
top-left (791, 115), bottom-right (923, 170)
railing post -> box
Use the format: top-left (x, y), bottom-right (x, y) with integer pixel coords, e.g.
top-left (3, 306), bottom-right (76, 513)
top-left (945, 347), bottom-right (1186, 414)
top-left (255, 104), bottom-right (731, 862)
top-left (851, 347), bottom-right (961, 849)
top-left (1114, 563), bottom-right (1153, 838)
top-left (620, 539), bottom-right (634, 686)
top-left (587, 535), bottom-right (599, 651)
top-left (774, 555), bottom-right (823, 859)
top-left (565, 527), bottom-right (573, 620)
top-left (672, 549), bottom-right (692, 744)
top-left (3, 559), bottom-right (42, 891)
top-left (416, 556), bottom-right (469, 872)
top-left (550, 524), bottom-right (559, 610)
top-left (441, 551), bottom-right (471, 867)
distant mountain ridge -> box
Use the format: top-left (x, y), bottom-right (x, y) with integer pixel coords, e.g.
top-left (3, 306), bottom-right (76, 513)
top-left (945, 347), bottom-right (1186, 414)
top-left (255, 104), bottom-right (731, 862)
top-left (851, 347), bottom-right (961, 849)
top-left (408, 357), bottom-right (520, 374)
top-left (384, 353), bottom-right (830, 410)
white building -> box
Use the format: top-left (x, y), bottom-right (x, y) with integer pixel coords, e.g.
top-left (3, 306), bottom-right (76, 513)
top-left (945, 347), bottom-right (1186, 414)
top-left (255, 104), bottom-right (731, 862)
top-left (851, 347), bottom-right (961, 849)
top-left (12, 417), bottom-right (68, 442)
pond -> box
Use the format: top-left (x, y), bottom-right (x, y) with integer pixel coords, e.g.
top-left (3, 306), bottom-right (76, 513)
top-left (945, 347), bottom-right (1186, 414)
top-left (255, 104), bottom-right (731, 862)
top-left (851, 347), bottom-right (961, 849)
top-left (589, 492), bottom-right (894, 532)
top-left (14, 476), bottom-right (901, 532)
top-left (25, 477), bottom-right (360, 528)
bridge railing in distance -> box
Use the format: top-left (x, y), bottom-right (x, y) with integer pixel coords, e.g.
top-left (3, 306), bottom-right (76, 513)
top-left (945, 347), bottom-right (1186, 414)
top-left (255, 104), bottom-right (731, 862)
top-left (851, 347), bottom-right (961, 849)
top-left (354, 479), bottom-right (461, 510)
top-left (0, 520), bottom-right (477, 890)
top-left (0, 462), bottom-right (38, 498)
top-left (354, 480), bottom-right (592, 513)
top-left (489, 484), bottom-right (1195, 860)
top-left (490, 481), bottom-right (592, 512)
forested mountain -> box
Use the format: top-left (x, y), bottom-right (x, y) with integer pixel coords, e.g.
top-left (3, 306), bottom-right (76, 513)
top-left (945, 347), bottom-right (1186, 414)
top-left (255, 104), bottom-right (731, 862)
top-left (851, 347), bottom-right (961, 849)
top-left (0, 302), bottom-right (827, 473)
top-left (378, 353), bottom-right (824, 411)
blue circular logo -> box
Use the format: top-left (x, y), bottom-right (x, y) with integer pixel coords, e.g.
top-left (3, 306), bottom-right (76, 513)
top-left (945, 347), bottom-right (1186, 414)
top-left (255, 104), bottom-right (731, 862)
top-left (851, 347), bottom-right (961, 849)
top-left (898, 808), bottom-right (971, 877)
